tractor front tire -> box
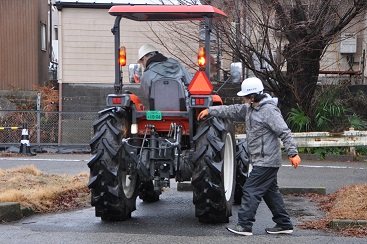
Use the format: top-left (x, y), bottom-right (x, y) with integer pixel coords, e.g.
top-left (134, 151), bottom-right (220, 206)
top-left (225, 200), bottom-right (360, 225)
top-left (87, 108), bottom-right (139, 221)
top-left (191, 117), bottom-right (236, 223)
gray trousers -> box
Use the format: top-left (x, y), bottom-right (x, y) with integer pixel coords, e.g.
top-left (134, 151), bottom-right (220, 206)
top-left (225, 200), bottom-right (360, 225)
top-left (238, 166), bottom-right (292, 230)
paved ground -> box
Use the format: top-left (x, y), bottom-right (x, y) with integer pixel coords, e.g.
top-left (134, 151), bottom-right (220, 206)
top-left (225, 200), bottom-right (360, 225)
top-left (2, 153), bottom-right (366, 194)
top-left (0, 153), bottom-right (90, 175)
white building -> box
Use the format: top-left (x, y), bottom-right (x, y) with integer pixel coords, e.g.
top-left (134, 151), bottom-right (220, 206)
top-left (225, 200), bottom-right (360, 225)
top-left (55, 0), bottom-right (200, 112)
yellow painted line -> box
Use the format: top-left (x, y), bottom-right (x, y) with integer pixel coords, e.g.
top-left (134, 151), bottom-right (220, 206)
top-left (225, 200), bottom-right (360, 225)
top-left (0, 126), bottom-right (20, 130)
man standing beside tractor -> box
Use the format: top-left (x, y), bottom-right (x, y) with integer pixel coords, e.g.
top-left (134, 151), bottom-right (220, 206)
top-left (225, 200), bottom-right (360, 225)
top-left (197, 77), bottom-right (301, 236)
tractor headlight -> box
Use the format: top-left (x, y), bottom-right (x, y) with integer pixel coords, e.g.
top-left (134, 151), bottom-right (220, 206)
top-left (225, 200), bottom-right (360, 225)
top-left (131, 124), bottom-right (138, 134)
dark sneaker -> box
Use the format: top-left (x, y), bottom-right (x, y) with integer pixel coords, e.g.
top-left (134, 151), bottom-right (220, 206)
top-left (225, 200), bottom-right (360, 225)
top-left (265, 225), bottom-right (293, 234)
top-left (226, 225), bottom-right (253, 236)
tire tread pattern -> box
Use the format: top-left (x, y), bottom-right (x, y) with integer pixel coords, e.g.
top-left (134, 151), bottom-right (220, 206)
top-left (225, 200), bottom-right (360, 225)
top-left (191, 117), bottom-right (235, 223)
top-left (88, 108), bottom-right (138, 221)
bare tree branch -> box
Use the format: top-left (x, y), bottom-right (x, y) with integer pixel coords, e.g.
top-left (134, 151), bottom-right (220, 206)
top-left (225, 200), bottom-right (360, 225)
top-left (151, 0), bottom-right (367, 119)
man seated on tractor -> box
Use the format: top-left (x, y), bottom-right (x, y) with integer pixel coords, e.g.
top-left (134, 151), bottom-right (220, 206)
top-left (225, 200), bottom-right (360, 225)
top-left (137, 44), bottom-right (193, 99)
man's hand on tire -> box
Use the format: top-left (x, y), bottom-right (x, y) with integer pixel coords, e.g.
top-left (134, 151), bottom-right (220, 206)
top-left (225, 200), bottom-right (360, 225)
top-left (197, 109), bottom-right (209, 121)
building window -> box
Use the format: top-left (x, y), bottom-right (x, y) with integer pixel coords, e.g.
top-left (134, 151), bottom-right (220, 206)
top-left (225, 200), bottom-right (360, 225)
top-left (41, 22), bottom-right (47, 51)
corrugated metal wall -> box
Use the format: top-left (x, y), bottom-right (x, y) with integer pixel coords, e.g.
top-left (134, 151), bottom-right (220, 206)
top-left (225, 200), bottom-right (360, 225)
top-left (39, 0), bottom-right (50, 87)
top-left (0, 0), bottom-right (49, 91)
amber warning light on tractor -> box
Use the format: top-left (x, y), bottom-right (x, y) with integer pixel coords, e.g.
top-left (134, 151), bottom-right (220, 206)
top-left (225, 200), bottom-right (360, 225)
top-left (197, 46), bottom-right (206, 67)
top-left (119, 47), bottom-right (126, 66)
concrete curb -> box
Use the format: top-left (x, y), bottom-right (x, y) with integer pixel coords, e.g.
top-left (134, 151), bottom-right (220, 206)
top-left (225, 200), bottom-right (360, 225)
top-left (21, 206), bottom-right (35, 218)
top-left (0, 202), bottom-right (22, 222)
top-left (0, 202), bottom-right (35, 222)
top-left (330, 219), bottom-right (367, 229)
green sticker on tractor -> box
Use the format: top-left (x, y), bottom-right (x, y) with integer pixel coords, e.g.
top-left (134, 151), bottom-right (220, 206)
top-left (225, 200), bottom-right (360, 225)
top-left (146, 110), bottom-right (162, 120)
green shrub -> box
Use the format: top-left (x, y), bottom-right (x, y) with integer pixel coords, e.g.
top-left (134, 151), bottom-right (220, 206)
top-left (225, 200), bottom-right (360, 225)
top-left (287, 85), bottom-right (367, 132)
top-left (286, 104), bottom-right (311, 132)
top-left (356, 146), bottom-right (367, 156)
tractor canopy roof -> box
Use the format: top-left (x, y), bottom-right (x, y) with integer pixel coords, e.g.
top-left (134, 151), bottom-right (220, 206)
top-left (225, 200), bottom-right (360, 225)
top-left (108, 5), bottom-right (227, 21)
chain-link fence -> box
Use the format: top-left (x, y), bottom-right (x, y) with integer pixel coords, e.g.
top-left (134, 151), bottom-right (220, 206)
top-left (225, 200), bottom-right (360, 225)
top-left (0, 110), bottom-right (98, 146)
top-left (0, 110), bottom-right (246, 147)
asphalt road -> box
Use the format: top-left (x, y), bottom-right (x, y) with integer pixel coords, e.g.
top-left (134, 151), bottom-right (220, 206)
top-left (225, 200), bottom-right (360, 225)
top-left (0, 154), bottom-right (367, 243)
top-left (1, 153), bottom-right (365, 194)
top-left (0, 153), bottom-right (90, 175)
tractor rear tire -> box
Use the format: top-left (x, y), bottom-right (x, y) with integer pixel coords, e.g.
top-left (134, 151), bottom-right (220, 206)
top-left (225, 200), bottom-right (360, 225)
top-left (87, 108), bottom-right (139, 221)
top-left (191, 117), bottom-right (236, 223)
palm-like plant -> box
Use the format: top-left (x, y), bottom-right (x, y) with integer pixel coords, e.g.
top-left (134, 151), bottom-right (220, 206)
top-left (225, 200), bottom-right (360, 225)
top-left (287, 85), bottom-right (367, 132)
top-left (348, 114), bottom-right (367, 130)
top-left (286, 104), bottom-right (311, 132)
top-left (314, 88), bottom-right (348, 132)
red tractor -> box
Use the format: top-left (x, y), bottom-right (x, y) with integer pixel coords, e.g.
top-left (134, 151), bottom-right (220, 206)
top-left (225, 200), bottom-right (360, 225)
top-left (88, 4), bottom-right (245, 223)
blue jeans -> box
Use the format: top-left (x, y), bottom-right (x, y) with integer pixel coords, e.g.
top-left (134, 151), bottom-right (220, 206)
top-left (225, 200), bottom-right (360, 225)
top-left (238, 166), bottom-right (293, 230)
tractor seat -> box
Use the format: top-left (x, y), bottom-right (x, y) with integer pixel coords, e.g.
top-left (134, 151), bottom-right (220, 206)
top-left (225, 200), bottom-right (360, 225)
top-left (149, 78), bottom-right (187, 111)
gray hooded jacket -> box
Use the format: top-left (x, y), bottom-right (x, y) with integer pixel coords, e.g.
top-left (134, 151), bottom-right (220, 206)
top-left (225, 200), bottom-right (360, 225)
top-left (208, 93), bottom-right (298, 167)
top-left (140, 55), bottom-right (193, 98)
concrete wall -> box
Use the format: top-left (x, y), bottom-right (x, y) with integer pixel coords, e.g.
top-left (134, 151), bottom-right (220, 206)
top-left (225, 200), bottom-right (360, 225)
top-left (61, 83), bottom-right (146, 112)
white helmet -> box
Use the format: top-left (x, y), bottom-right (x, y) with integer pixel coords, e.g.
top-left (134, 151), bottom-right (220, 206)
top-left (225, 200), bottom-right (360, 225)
top-left (237, 77), bottom-right (264, 96)
top-left (137, 44), bottom-right (158, 62)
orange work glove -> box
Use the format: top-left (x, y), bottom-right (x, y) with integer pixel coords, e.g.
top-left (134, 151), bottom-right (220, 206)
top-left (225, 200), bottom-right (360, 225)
top-left (289, 154), bottom-right (301, 169)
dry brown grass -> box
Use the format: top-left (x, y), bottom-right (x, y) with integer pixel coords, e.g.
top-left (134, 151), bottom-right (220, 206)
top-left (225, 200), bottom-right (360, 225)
top-left (0, 165), bottom-right (90, 213)
top-left (328, 184), bottom-right (367, 220)
top-left (299, 184), bottom-right (367, 238)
